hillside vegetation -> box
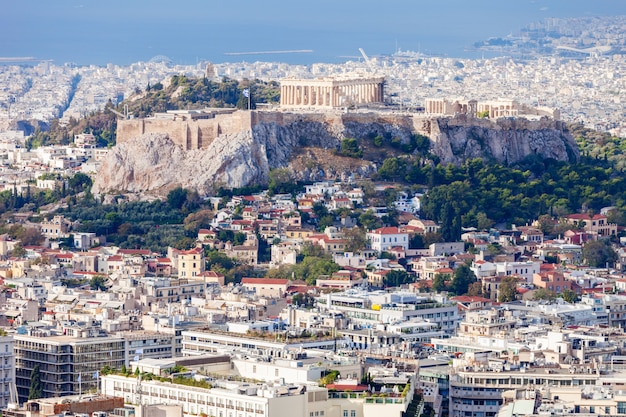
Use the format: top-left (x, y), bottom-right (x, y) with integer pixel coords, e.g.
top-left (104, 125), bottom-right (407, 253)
top-left (25, 76), bottom-right (280, 149)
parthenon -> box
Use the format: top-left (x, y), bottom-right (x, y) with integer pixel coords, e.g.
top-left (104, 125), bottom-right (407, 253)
top-left (280, 76), bottom-right (385, 108)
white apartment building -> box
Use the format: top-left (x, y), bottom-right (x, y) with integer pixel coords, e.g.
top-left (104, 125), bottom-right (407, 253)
top-left (366, 227), bottom-right (408, 252)
top-left (0, 336), bottom-right (15, 410)
top-left (102, 375), bottom-right (310, 417)
top-left (182, 329), bottom-right (347, 357)
top-left (101, 374), bottom-right (416, 417)
top-left (318, 290), bottom-right (458, 333)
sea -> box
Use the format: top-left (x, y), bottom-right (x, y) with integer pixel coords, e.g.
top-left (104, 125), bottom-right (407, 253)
top-left (1, 0), bottom-right (624, 66)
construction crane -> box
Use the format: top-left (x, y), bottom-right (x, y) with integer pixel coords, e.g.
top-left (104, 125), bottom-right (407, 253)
top-left (359, 48), bottom-right (375, 72)
top-left (109, 104), bottom-right (129, 119)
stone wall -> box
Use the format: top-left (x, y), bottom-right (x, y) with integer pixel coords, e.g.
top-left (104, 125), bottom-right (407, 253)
top-left (100, 110), bottom-right (579, 196)
top-left (117, 111), bottom-right (254, 150)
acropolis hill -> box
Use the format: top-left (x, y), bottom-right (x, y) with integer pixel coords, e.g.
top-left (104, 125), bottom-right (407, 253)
top-left (95, 106), bottom-right (578, 197)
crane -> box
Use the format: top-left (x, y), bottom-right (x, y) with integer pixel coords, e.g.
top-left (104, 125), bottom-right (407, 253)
top-left (108, 104), bottom-right (129, 120)
top-left (359, 48), bottom-right (375, 72)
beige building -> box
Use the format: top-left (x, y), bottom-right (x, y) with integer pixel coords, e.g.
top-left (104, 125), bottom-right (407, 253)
top-left (241, 278), bottom-right (289, 298)
top-left (177, 247), bottom-right (205, 279)
top-left (280, 76), bottom-right (384, 108)
top-left (39, 215), bottom-right (71, 239)
top-left (564, 213), bottom-right (618, 239)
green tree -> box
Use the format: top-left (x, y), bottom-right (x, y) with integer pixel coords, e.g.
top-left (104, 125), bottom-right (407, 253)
top-left (560, 288), bottom-right (579, 303)
top-left (408, 234), bottom-right (424, 249)
top-left (292, 293), bottom-right (315, 308)
top-left (422, 232), bottom-right (444, 247)
top-left (68, 172), bottom-right (92, 193)
top-left (450, 264), bottom-right (477, 295)
top-left (343, 227), bottom-right (367, 252)
top-left (28, 364), bottom-right (43, 400)
top-left (532, 288), bottom-right (556, 301)
top-left (16, 226), bottom-right (44, 246)
top-left (12, 243), bottom-right (26, 258)
top-left (167, 187), bottom-right (188, 210)
top-left (378, 157), bottom-right (407, 181)
top-left (475, 212), bottom-right (494, 231)
top-left (498, 276), bottom-right (518, 302)
top-left (358, 210), bottom-right (382, 231)
top-left (536, 214), bottom-right (555, 235)
top-left (183, 209), bottom-right (214, 233)
top-left (90, 275), bottom-right (108, 291)
top-left (582, 240), bottom-right (618, 268)
top-left (432, 274), bottom-right (448, 293)
top-left (339, 138), bottom-right (362, 158)
top-left (383, 270), bottom-right (411, 288)
top-left (268, 168), bottom-right (296, 195)
top-left (466, 281), bottom-right (484, 297)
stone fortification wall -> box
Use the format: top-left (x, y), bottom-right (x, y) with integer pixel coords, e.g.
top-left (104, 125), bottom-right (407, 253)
top-left (117, 111), bottom-right (254, 150)
top-left (98, 109), bottom-right (579, 197)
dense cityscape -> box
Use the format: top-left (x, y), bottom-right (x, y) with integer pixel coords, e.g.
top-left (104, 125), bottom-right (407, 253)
top-left (0, 12), bottom-right (625, 417)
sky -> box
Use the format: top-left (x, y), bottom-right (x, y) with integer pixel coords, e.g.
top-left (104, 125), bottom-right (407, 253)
top-left (1, 0), bottom-right (625, 65)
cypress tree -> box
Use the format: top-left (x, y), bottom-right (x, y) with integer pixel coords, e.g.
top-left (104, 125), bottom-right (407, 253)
top-left (28, 364), bottom-right (43, 400)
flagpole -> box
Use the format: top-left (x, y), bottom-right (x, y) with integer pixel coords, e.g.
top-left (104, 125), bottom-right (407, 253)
top-left (248, 87), bottom-right (251, 111)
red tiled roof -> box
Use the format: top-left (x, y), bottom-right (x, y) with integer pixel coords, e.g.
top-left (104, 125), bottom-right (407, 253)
top-left (451, 296), bottom-right (491, 303)
top-left (241, 278), bottom-right (289, 285)
top-left (118, 249), bottom-right (151, 255)
top-left (371, 227), bottom-right (402, 235)
top-left (566, 213), bottom-right (607, 220)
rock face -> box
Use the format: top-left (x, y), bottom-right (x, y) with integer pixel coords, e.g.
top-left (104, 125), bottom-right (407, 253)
top-left (92, 112), bottom-right (579, 197)
top-left (424, 115), bottom-right (579, 165)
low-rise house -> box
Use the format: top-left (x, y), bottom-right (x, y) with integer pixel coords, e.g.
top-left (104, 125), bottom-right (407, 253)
top-left (367, 227), bottom-right (409, 252)
top-left (39, 215), bottom-right (71, 239)
top-left (563, 213), bottom-right (617, 239)
top-left (241, 278), bottom-right (289, 298)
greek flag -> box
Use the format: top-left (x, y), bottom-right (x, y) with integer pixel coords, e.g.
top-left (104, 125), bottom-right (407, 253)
top-left (93, 370), bottom-right (99, 379)
top-left (243, 88), bottom-right (249, 98)
top-left (77, 374), bottom-right (81, 383)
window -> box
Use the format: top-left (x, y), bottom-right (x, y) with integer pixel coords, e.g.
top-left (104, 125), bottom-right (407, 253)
top-left (350, 412), bottom-right (356, 417)
top-left (617, 402), bottom-right (626, 414)
top-left (343, 411), bottom-right (348, 417)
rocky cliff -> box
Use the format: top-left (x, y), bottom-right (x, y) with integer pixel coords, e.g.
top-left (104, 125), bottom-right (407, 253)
top-left (92, 112), bottom-right (579, 197)
top-left (423, 114), bottom-right (579, 165)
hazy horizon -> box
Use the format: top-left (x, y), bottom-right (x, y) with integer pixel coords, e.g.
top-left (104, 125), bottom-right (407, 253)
top-left (2, 0), bottom-right (626, 66)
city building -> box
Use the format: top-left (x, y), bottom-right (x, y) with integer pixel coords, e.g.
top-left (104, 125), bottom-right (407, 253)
top-left (366, 227), bottom-right (408, 253)
top-left (14, 333), bottom-right (125, 402)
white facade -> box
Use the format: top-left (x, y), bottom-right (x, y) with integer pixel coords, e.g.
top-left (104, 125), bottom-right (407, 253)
top-left (101, 375), bottom-right (309, 417)
top-left (366, 227), bottom-right (408, 252)
top-left (495, 261), bottom-right (541, 283)
top-left (0, 336), bottom-right (15, 409)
